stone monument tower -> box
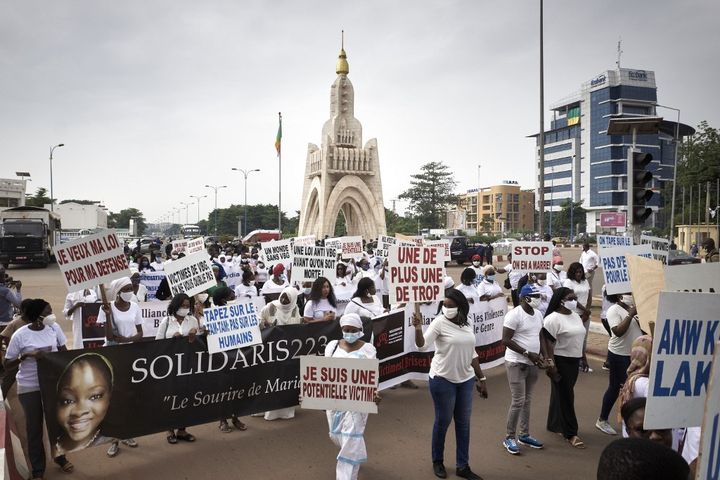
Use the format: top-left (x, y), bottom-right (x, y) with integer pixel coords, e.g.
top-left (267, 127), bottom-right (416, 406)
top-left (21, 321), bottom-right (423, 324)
top-left (297, 41), bottom-right (386, 240)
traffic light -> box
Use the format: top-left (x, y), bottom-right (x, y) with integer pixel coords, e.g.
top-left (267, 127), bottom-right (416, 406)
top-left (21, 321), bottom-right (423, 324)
top-left (631, 151), bottom-right (654, 224)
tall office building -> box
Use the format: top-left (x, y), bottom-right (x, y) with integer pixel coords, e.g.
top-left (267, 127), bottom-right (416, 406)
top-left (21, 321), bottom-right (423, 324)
top-left (457, 181), bottom-right (535, 234)
top-left (534, 67), bottom-right (693, 234)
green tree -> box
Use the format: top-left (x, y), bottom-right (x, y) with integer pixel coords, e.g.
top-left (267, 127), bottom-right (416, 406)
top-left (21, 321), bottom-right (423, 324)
top-left (25, 187), bottom-right (52, 208)
top-left (384, 208), bottom-right (417, 235)
top-left (59, 199), bottom-right (100, 205)
top-left (551, 199), bottom-right (586, 237)
top-left (108, 208), bottom-right (147, 235)
top-left (399, 162), bottom-right (457, 229)
top-left (207, 204), bottom-right (291, 236)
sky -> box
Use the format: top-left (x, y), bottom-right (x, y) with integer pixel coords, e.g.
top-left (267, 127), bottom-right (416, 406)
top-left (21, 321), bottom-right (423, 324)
top-left (2, 0), bottom-right (719, 226)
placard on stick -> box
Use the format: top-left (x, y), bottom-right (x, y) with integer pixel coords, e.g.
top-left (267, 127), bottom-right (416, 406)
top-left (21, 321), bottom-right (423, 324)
top-left (388, 245), bottom-right (445, 304)
top-left (300, 355), bottom-right (379, 414)
top-left (600, 244), bottom-right (653, 295)
top-left (185, 237), bottom-right (205, 255)
top-left (53, 230), bottom-right (130, 292)
top-left (510, 242), bottom-right (553, 273)
top-left (260, 239), bottom-right (292, 267)
top-left (164, 251), bottom-right (216, 297)
top-left (292, 245), bottom-right (337, 283)
top-left (597, 235), bottom-right (633, 250)
top-left (203, 300), bottom-right (262, 354)
top-left (626, 255), bottom-right (666, 335)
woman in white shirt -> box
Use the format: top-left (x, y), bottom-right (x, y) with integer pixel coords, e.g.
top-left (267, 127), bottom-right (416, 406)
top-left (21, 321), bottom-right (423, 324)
top-left (541, 287), bottom-right (588, 449)
top-left (456, 268), bottom-right (480, 305)
top-left (496, 253), bottom-right (525, 307)
top-left (548, 257), bottom-right (567, 291)
top-left (303, 276), bottom-right (337, 323)
top-left (63, 288), bottom-right (98, 349)
top-left (129, 271), bottom-right (148, 303)
top-left (260, 264), bottom-right (289, 298)
top-left (477, 266), bottom-right (505, 302)
top-left (4, 299), bottom-right (71, 478)
top-left (254, 260), bottom-right (269, 289)
top-left (562, 262), bottom-right (592, 372)
top-left (234, 269), bottom-right (258, 299)
top-left (156, 293), bottom-right (200, 444)
top-left (98, 277), bottom-right (143, 457)
top-left (411, 289), bottom-right (488, 480)
top-left (343, 277), bottom-right (385, 319)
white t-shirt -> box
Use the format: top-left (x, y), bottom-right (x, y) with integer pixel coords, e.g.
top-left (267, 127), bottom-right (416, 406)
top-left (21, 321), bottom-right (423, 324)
top-left (477, 280), bottom-right (502, 300)
top-left (260, 279), bottom-right (289, 295)
top-left (456, 283), bottom-right (480, 304)
top-left (562, 279), bottom-right (590, 314)
top-left (421, 315), bottom-right (478, 383)
top-left (469, 266), bottom-right (484, 287)
top-left (580, 249), bottom-right (599, 273)
top-left (504, 264), bottom-right (524, 290)
top-left (131, 284), bottom-right (147, 303)
top-left (606, 304), bottom-right (643, 355)
top-left (343, 296), bottom-right (384, 318)
top-left (543, 311), bottom-right (586, 358)
top-left (325, 339), bottom-right (376, 360)
top-left (234, 283), bottom-right (258, 299)
top-left (536, 283), bottom-right (554, 316)
top-left (600, 285), bottom-right (612, 321)
top-left (150, 261), bottom-right (165, 271)
top-left (97, 302), bottom-right (143, 341)
top-left (156, 315), bottom-right (201, 339)
top-left (6, 324), bottom-right (66, 393)
top-left (255, 267), bottom-right (269, 283)
top-left (548, 269), bottom-right (567, 289)
top-left (303, 298), bottom-right (337, 320)
top-left (503, 306), bottom-right (543, 365)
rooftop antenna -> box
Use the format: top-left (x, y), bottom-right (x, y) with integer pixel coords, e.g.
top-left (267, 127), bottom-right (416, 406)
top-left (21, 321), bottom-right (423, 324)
top-left (616, 37), bottom-right (623, 70)
top-left (341, 30), bottom-right (344, 49)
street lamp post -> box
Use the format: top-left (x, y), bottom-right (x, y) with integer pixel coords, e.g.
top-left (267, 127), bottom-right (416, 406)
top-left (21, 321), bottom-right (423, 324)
top-left (49, 143), bottom-right (65, 212)
top-left (180, 202), bottom-right (192, 225)
top-left (205, 185), bottom-right (227, 237)
top-left (190, 195), bottom-right (207, 224)
top-left (656, 104), bottom-right (681, 245)
top-left (231, 168), bottom-right (261, 237)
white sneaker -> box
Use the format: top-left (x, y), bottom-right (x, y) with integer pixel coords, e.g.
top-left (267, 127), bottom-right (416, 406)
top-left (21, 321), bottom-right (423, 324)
top-left (595, 419), bottom-right (618, 435)
top-left (107, 442), bottom-right (119, 457)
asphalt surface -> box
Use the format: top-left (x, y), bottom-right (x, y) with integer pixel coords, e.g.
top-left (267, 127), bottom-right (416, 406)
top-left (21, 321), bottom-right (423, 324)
top-left (4, 247), bottom-right (619, 480)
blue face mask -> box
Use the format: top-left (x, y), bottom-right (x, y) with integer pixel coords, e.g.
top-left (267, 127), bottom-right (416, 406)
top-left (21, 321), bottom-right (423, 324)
top-left (343, 332), bottom-right (363, 344)
top-left (486, 275), bottom-right (495, 282)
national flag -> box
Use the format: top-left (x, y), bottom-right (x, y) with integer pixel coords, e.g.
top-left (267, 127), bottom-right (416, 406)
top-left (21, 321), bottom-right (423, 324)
top-left (275, 113), bottom-right (282, 156)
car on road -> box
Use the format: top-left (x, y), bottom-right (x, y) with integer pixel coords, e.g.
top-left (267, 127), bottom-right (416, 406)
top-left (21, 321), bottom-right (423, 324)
top-left (667, 249), bottom-right (701, 266)
top-left (128, 237), bottom-right (161, 255)
top-left (491, 238), bottom-right (514, 255)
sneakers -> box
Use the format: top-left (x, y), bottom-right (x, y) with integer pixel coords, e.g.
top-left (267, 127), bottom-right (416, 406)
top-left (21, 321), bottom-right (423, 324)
top-left (595, 419), bottom-right (618, 435)
top-left (517, 434), bottom-right (544, 449)
top-left (601, 362), bottom-right (610, 371)
top-left (121, 438), bottom-right (138, 447)
top-left (106, 442), bottom-right (119, 457)
top-left (502, 437), bottom-right (520, 455)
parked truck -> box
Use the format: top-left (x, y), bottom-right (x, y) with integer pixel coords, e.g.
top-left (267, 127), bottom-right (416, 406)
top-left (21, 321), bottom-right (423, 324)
top-left (0, 206), bottom-right (61, 268)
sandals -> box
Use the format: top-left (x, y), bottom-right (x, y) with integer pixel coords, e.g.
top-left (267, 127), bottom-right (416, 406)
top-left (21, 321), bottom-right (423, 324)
top-left (231, 417), bottom-right (247, 431)
top-left (54, 455), bottom-right (74, 473)
top-left (176, 430), bottom-right (196, 442)
top-left (167, 432), bottom-right (178, 444)
top-left (568, 436), bottom-right (586, 449)
top-left (219, 421), bottom-right (233, 433)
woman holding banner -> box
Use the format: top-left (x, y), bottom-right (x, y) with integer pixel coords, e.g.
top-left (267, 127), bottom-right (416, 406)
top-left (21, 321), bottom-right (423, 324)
top-left (303, 277), bottom-right (337, 323)
top-left (412, 288), bottom-right (488, 480)
top-left (541, 287), bottom-right (587, 449)
top-left (324, 313), bottom-right (381, 480)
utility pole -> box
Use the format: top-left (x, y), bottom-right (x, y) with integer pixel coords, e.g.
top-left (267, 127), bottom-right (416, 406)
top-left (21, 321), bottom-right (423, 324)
top-left (205, 185), bottom-right (227, 237)
top-left (537, 0), bottom-right (545, 236)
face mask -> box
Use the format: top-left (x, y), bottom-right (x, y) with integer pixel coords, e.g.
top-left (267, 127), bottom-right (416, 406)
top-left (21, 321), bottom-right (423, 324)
top-left (258, 264), bottom-right (265, 269)
top-left (621, 295), bottom-right (635, 307)
top-left (155, 258), bottom-right (163, 263)
top-left (303, 288), bottom-right (312, 295)
top-left (486, 275), bottom-right (495, 282)
top-left (171, 255), bottom-right (178, 260)
top-left (120, 291), bottom-right (134, 302)
top-left (537, 279), bottom-right (546, 286)
top-left (343, 331), bottom-right (363, 344)
top-left (527, 297), bottom-right (542, 309)
top-left (553, 264), bottom-right (563, 272)
top-left (42, 314), bottom-right (57, 327)
top-left (472, 261), bottom-right (481, 267)
top-left (176, 308), bottom-right (190, 317)
top-left (197, 293), bottom-right (209, 303)
top-left (442, 306), bottom-right (458, 319)
top-left (562, 300), bottom-right (578, 312)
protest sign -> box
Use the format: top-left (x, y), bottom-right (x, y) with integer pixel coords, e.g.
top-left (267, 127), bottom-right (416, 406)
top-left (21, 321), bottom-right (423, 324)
top-left (53, 230), bottom-right (130, 292)
top-left (510, 242), bottom-right (553, 273)
top-left (696, 341), bottom-right (720, 480)
top-left (597, 235), bottom-right (633, 250)
top-left (644, 292), bottom-right (720, 429)
top-left (38, 321), bottom-right (341, 453)
top-left (375, 235), bottom-right (414, 258)
top-left (185, 237), bottom-right (205, 255)
top-left (224, 268), bottom-right (243, 288)
top-left (339, 236), bottom-right (364, 260)
top-left (292, 245), bottom-right (338, 284)
top-left (626, 256), bottom-right (666, 334)
top-left (139, 271), bottom-right (166, 300)
top-left (261, 239), bottom-right (293, 267)
top-left (468, 297), bottom-right (507, 368)
top-left (204, 300), bottom-right (262, 354)
top-left (138, 301), bottom-right (171, 339)
top-left (80, 303), bottom-right (105, 348)
top-left (600, 244), bottom-right (653, 295)
top-left (171, 239), bottom-right (188, 254)
top-left (388, 245), bottom-right (445, 304)
top-left (164, 252), bottom-right (216, 297)
top-left (664, 263), bottom-right (720, 294)
top-left (323, 237), bottom-right (342, 252)
top-left (641, 234), bottom-right (670, 263)
top-left (300, 356), bottom-right (379, 414)
top-left (292, 235), bottom-right (316, 247)
top-left (424, 239), bottom-right (451, 263)
top-left (395, 234), bottom-right (423, 246)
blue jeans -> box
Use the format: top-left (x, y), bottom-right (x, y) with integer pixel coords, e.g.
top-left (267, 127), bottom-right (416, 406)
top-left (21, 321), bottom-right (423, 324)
top-left (428, 376), bottom-right (474, 468)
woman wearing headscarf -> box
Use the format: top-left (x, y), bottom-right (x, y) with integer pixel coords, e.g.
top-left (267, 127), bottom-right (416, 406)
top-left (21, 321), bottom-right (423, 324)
top-left (477, 265), bottom-right (505, 302)
top-left (4, 299), bottom-right (71, 478)
top-left (343, 277), bottom-right (385, 318)
top-left (207, 264), bottom-right (228, 297)
top-left (411, 288), bottom-right (488, 480)
top-left (98, 276), bottom-right (143, 457)
top-left (303, 276), bottom-right (337, 323)
top-left (260, 264), bottom-right (289, 298)
top-left (541, 287), bottom-right (587, 449)
top-left (323, 313), bottom-right (381, 480)
top-left (562, 262), bottom-right (592, 372)
top-left (63, 287), bottom-right (98, 349)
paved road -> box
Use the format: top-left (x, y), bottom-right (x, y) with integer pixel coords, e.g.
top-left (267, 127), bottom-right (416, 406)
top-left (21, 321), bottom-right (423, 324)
top-left (4, 249), bottom-right (618, 480)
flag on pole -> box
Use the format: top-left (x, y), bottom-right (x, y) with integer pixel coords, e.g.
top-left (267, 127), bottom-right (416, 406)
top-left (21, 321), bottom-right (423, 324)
top-left (275, 112), bottom-right (282, 156)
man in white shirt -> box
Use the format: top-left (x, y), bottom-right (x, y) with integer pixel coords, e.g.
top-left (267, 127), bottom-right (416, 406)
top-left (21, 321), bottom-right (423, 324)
top-left (579, 242), bottom-right (599, 284)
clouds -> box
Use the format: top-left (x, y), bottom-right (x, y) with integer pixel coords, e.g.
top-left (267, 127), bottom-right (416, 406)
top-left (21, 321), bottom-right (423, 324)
top-left (1, 0), bottom-right (718, 225)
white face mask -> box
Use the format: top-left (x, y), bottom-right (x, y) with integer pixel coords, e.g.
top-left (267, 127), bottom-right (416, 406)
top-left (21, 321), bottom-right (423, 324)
top-left (442, 306), bottom-right (458, 319)
top-left (303, 288), bottom-right (312, 295)
top-left (553, 264), bottom-right (564, 272)
top-left (197, 293), bottom-right (209, 303)
top-left (171, 254), bottom-right (178, 260)
top-left (472, 261), bottom-right (481, 267)
top-left (155, 257), bottom-right (163, 263)
top-left (621, 295), bottom-right (635, 307)
top-left (176, 308), bottom-right (190, 317)
top-left (536, 279), bottom-right (546, 286)
top-left (527, 297), bottom-right (541, 309)
top-left (42, 314), bottom-right (57, 327)
top-left (343, 331), bottom-right (363, 344)
top-left (562, 300), bottom-right (578, 312)
top-left (119, 291), bottom-right (134, 302)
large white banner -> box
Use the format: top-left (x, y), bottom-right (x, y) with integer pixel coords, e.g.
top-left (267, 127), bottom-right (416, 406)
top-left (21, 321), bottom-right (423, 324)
top-left (164, 252), bottom-right (216, 297)
top-left (645, 292), bottom-right (720, 429)
top-left (53, 230), bottom-right (131, 292)
top-left (600, 244), bottom-right (653, 295)
top-left (138, 301), bottom-right (171, 338)
top-left (388, 245), bottom-right (445, 304)
top-left (510, 242), bottom-right (553, 273)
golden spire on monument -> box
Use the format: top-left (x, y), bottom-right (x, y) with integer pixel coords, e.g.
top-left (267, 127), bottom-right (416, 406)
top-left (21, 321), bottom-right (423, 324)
top-left (336, 30), bottom-right (349, 75)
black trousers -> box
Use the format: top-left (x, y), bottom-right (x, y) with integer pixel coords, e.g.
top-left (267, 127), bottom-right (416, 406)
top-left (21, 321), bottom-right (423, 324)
top-left (18, 391), bottom-right (46, 477)
top-left (547, 355), bottom-right (580, 439)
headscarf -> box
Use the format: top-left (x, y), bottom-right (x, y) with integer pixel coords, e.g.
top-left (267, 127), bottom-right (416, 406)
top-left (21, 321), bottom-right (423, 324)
top-left (619, 335), bottom-right (653, 408)
top-left (271, 287), bottom-right (299, 325)
top-left (339, 313), bottom-right (363, 329)
top-left (272, 264), bottom-right (285, 276)
top-left (110, 277), bottom-right (132, 300)
top-left (443, 276), bottom-right (455, 289)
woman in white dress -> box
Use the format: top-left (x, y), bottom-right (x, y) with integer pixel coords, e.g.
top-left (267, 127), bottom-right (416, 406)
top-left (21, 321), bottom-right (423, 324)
top-left (343, 278), bottom-right (385, 319)
top-left (323, 313), bottom-right (381, 480)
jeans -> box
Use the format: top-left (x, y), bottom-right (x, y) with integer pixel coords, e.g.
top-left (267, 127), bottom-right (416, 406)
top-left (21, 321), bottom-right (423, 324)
top-left (599, 350), bottom-right (631, 420)
top-left (428, 376), bottom-right (474, 468)
top-left (18, 391), bottom-right (46, 477)
top-left (505, 362), bottom-right (539, 438)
